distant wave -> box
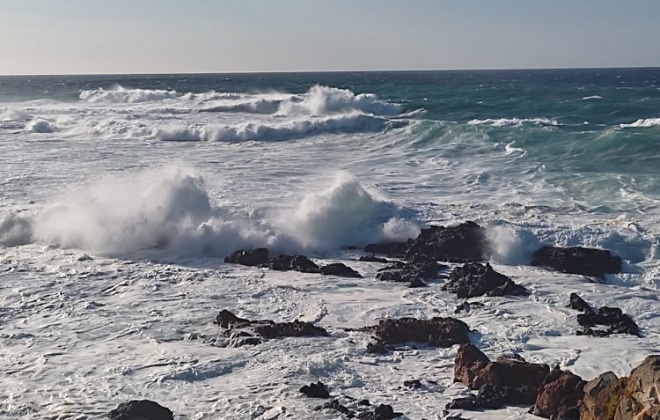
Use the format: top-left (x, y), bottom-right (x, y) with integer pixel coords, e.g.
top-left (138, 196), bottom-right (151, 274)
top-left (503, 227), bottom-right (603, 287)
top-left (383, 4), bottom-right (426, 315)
top-left (619, 118), bottom-right (660, 128)
top-left (79, 85), bottom-right (179, 103)
top-left (467, 117), bottom-right (560, 127)
top-left (582, 95), bottom-right (603, 100)
top-left (156, 114), bottom-right (395, 142)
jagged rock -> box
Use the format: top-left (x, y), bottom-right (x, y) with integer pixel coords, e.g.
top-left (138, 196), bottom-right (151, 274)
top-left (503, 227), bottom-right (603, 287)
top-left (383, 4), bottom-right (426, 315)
top-left (366, 341), bottom-right (388, 354)
top-left (359, 255), bottom-right (390, 263)
top-left (214, 310), bottom-right (328, 346)
top-left (454, 301), bottom-right (485, 314)
top-left (405, 221), bottom-right (486, 263)
top-left (358, 399), bottom-right (371, 406)
top-left (446, 395), bottom-right (478, 410)
top-left (108, 400), bottom-right (173, 420)
top-left (376, 261), bottom-right (445, 288)
top-left (268, 254), bottom-right (321, 273)
top-left (443, 263), bottom-right (527, 298)
top-left (569, 294), bottom-right (640, 337)
top-left (224, 248), bottom-right (269, 266)
top-left (319, 399), bottom-right (353, 416)
top-left (614, 356), bottom-right (660, 420)
top-left (453, 343), bottom-right (549, 405)
top-left (579, 371), bottom-right (625, 420)
top-left (365, 317), bottom-right (471, 347)
top-left (300, 382), bottom-right (330, 399)
top-left (319, 400), bottom-right (402, 419)
top-left (531, 246), bottom-right (622, 278)
top-left (364, 242), bottom-right (408, 258)
top-left (320, 263), bottom-right (363, 278)
top-left (357, 404), bottom-right (403, 419)
top-left (403, 379), bottom-right (422, 389)
top-left (530, 366), bottom-right (585, 419)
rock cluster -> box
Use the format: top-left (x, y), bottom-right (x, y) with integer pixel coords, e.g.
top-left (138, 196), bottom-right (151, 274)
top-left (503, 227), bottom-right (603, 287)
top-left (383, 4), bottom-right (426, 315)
top-left (569, 293), bottom-right (640, 337)
top-left (214, 309), bottom-right (329, 347)
top-left (443, 262), bottom-right (528, 298)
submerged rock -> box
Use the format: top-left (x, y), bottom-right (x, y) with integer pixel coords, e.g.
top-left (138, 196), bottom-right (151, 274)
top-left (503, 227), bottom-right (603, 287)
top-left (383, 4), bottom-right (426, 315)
top-left (454, 301), bottom-right (485, 314)
top-left (568, 293), bottom-right (640, 337)
top-left (531, 246), bottom-right (622, 278)
top-left (320, 262), bottom-right (363, 278)
top-left (443, 262), bottom-right (528, 298)
top-left (363, 317), bottom-right (471, 349)
top-left (224, 248), bottom-right (269, 267)
top-left (214, 310), bottom-right (329, 346)
top-left (364, 241), bottom-right (408, 258)
top-left (300, 381), bottom-right (330, 399)
top-left (108, 400), bottom-right (173, 420)
top-left (359, 255), bottom-right (390, 263)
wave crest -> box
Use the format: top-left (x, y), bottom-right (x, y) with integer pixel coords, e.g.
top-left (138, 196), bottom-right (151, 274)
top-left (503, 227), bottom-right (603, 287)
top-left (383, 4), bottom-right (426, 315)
top-left (79, 85), bottom-right (179, 103)
top-left (619, 118), bottom-right (660, 128)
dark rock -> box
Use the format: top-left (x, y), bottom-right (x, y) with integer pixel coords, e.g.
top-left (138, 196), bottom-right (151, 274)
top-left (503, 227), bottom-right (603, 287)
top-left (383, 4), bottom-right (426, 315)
top-left (446, 395), bottom-right (479, 410)
top-left (443, 262), bottom-right (527, 298)
top-left (359, 255), bottom-right (390, 263)
top-left (531, 246), bottom-right (622, 278)
top-left (409, 277), bottom-right (427, 288)
top-left (108, 400), bottom-right (173, 420)
top-left (366, 341), bottom-right (388, 354)
top-left (320, 399), bottom-right (353, 416)
top-left (253, 321), bottom-right (329, 339)
top-left (357, 404), bottom-right (403, 420)
top-left (321, 263), bottom-right (363, 278)
top-left (376, 261), bottom-right (445, 288)
top-left (454, 301), bottom-right (485, 314)
top-left (569, 294), bottom-right (640, 337)
top-left (224, 248), bottom-right (269, 267)
top-left (405, 221), bottom-right (486, 263)
top-left (214, 309), bottom-right (251, 328)
top-left (475, 384), bottom-right (505, 409)
top-left (365, 317), bottom-right (471, 347)
top-left (530, 366), bottom-right (585, 419)
top-left (552, 406), bottom-right (581, 420)
top-left (364, 242), bottom-right (408, 258)
top-left (358, 399), bottom-right (371, 406)
top-left (268, 254), bottom-right (321, 273)
top-left (568, 292), bottom-right (594, 313)
top-left (403, 379), bottom-right (422, 389)
top-left (300, 382), bottom-right (330, 399)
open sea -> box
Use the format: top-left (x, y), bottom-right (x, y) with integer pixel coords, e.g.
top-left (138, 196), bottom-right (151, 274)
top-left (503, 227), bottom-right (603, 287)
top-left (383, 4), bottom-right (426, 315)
top-left (1, 68), bottom-right (659, 419)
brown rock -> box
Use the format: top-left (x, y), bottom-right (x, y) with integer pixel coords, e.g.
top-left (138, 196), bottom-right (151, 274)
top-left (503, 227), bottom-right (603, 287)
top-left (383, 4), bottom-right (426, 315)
top-left (454, 343), bottom-right (491, 389)
top-left (614, 356), bottom-right (660, 420)
top-left (531, 366), bottom-right (585, 418)
top-left (367, 317), bottom-right (471, 347)
top-left (579, 371), bottom-right (625, 420)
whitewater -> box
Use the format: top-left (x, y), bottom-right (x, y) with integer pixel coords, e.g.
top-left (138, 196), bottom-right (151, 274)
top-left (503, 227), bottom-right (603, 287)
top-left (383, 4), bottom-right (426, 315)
top-left (1, 69), bottom-right (659, 419)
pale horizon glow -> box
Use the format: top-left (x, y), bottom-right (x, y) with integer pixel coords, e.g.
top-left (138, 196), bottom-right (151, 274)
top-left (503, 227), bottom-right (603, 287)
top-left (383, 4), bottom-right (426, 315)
top-left (1, 0), bottom-right (659, 76)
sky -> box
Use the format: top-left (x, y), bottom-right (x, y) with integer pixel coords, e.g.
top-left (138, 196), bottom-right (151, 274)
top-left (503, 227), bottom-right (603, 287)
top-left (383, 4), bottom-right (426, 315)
top-left (1, 0), bottom-right (659, 75)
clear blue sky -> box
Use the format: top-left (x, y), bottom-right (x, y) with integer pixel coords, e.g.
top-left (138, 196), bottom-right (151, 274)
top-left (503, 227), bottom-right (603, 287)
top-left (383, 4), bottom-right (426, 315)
top-left (1, 0), bottom-right (659, 75)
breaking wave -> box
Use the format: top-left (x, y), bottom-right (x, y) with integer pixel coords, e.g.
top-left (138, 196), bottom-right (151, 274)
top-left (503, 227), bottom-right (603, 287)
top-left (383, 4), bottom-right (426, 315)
top-left (25, 119), bottom-right (55, 133)
top-left (3, 167), bottom-right (418, 256)
top-left (79, 86), bottom-right (179, 103)
top-left (619, 118), bottom-right (660, 128)
top-left (467, 117), bottom-right (560, 127)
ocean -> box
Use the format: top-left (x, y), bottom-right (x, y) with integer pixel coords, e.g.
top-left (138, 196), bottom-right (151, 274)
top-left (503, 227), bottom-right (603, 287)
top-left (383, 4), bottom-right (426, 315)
top-left (0, 68), bottom-right (659, 419)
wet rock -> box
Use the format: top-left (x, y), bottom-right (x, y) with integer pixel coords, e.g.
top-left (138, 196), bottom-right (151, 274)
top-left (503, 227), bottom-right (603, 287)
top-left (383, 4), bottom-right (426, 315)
top-left (530, 366), bottom-right (585, 419)
top-left (443, 262), bottom-right (527, 298)
top-left (224, 248), bottom-right (269, 267)
top-left (320, 262), bottom-right (363, 278)
top-left (358, 399), bottom-right (371, 406)
top-left (445, 395), bottom-right (479, 410)
top-left (366, 341), bottom-right (388, 354)
top-left (215, 310), bottom-right (329, 346)
top-left (403, 379), bottom-right (422, 389)
top-left (364, 241), bottom-right (408, 258)
top-left (357, 404), bottom-right (403, 420)
top-left (300, 382), bottom-right (330, 399)
top-left (268, 254), bottom-right (321, 273)
top-left (365, 317), bottom-right (471, 348)
top-left (579, 371), bottom-right (625, 420)
top-left (359, 255), bottom-right (390, 263)
top-left (405, 221), bottom-right (486, 263)
top-left (454, 301), bottom-right (485, 314)
top-left (376, 261), bottom-right (445, 288)
top-left (453, 343), bottom-right (549, 405)
top-left (108, 400), bottom-right (173, 420)
top-left (320, 399), bottom-right (353, 416)
top-left (614, 355), bottom-right (660, 420)
top-left (569, 294), bottom-right (640, 337)
top-left (531, 246), bottom-right (622, 278)
top-left (78, 253), bottom-right (93, 261)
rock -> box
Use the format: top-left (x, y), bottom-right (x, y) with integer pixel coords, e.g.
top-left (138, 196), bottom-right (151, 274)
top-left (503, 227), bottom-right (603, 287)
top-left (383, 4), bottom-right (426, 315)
top-left (614, 355), bottom-right (660, 420)
top-left (531, 246), bottom-right (622, 278)
top-left (78, 253), bottom-right (93, 261)
top-left (320, 263), bottom-right (363, 278)
top-left (215, 310), bottom-right (329, 345)
top-left (579, 371), bottom-right (625, 420)
top-left (358, 399), bottom-right (371, 406)
top-left (300, 382), bottom-right (330, 399)
top-left (365, 317), bottom-right (471, 347)
top-left (359, 255), bottom-right (390, 263)
top-left (253, 321), bottom-right (329, 339)
top-left (404, 221), bottom-right (487, 263)
top-left (530, 366), bottom-right (585, 419)
top-left (319, 399), bottom-right (353, 416)
top-left (268, 254), bottom-right (321, 273)
top-left (376, 261), bottom-right (445, 288)
top-left (403, 379), bottom-right (422, 389)
top-left (357, 404), bottom-right (403, 419)
top-left (445, 395), bottom-right (479, 410)
top-left (366, 341), bottom-right (388, 354)
top-left (443, 262), bottom-right (527, 298)
top-left (108, 400), bottom-right (173, 420)
top-left (364, 242), bottom-right (408, 258)
top-left (569, 294), bottom-right (640, 337)
top-left (454, 301), bottom-right (485, 314)
top-left (224, 248), bottom-right (269, 267)
top-left (453, 343), bottom-right (549, 405)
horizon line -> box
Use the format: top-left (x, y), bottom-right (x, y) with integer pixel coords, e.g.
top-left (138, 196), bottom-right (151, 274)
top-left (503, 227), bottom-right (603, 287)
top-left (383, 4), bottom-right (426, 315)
top-left (1, 65), bottom-right (659, 78)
